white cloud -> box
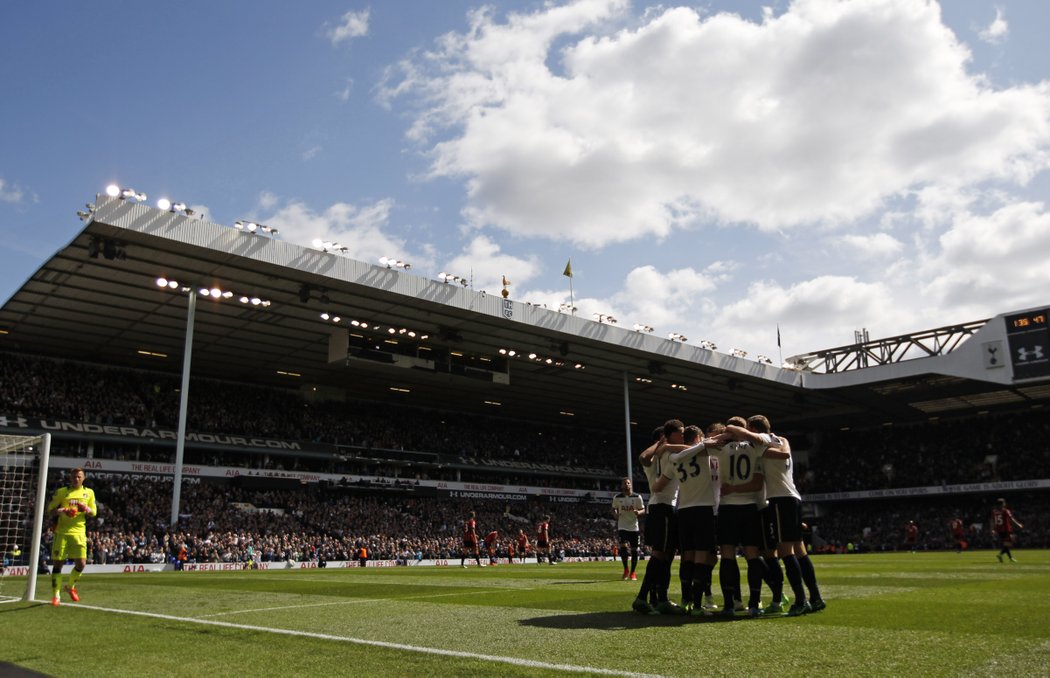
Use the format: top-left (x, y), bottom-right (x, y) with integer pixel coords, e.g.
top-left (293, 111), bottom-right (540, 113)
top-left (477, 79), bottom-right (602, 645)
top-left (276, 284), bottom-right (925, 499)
top-left (338, 79), bottom-right (354, 102)
top-left (837, 232), bottom-right (905, 257)
top-left (919, 198), bottom-right (1050, 313)
top-left (701, 275), bottom-right (900, 358)
top-left (0, 178), bottom-right (25, 204)
top-left (442, 235), bottom-right (540, 293)
top-left (384, 0), bottom-right (1050, 247)
top-left (302, 145), bottom-right (322, 161)
top-left (261, 196), bottom-right (430, 269)
top-left (326, 9), bottom-right (370, 46)
top-left (258, 191), bottom-right (279, 210)
top-left (608, 264), bottom-right (720, 328)
top-left (978, 8), bottom-right (1008, 44)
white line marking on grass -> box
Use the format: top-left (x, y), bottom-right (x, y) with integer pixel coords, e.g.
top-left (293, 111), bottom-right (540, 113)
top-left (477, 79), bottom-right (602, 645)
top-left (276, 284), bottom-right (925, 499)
top-left (197, 599), bottom-right (378, 617)
top-left (197, 588), bottom-right (512, 618)
top-left (61, 602), bottom-right (666, 678)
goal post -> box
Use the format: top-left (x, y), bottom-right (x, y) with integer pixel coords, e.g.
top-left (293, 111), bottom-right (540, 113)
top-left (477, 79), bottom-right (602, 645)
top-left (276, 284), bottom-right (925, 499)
top-left (0, 433), bottom-right (51, 603)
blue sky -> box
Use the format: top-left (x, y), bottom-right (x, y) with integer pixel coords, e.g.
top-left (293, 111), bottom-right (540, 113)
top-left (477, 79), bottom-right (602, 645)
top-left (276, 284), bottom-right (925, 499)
top-left (3, 0), bottom-right (1049, 363)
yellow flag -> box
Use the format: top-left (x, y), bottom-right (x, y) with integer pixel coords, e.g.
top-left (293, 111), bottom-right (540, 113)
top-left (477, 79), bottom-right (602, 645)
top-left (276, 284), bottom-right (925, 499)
top-left (563, 259), bottom-right (573, 278)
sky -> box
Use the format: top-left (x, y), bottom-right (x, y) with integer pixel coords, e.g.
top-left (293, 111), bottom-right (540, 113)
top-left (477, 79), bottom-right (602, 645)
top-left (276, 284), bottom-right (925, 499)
top-left (3, 0), bottom-right (1049, 364)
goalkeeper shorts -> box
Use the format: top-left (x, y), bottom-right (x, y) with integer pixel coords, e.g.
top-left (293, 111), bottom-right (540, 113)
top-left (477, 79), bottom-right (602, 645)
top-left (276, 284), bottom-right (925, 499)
top-left (52, 532), bottom-right (88, 561)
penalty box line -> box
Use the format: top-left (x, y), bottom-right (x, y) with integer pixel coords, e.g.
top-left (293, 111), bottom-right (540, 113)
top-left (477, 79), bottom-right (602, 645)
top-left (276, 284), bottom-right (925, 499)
top-left (60, 601), bottom-right (667, 678)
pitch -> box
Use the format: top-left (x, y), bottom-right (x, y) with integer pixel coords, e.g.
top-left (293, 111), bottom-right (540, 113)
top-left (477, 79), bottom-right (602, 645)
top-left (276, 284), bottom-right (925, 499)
top-left (3, 551), bottom-right (1049, 677)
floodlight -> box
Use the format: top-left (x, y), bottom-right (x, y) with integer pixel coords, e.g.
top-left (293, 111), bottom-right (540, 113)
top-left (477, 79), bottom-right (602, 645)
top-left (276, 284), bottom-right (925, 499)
top-left (105, 184), bottom-right (120, 197)
top-left (209, 288), bottom-right (222, 298)
top-left (157, 198), bottom-right (172, 211)
top-left (156, 278), bottom-right (169, 288)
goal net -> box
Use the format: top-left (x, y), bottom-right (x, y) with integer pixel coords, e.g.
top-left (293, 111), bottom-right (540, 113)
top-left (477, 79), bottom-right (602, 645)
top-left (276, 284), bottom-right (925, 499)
top-left (0, 433), bottom-right (50, 603)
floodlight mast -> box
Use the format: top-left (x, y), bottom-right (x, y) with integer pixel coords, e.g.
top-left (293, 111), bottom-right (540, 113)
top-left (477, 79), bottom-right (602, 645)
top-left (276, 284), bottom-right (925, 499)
top-left (623, 372), bottom-right (633, 481)
top-left (170, 289), bottom-right (196, 526)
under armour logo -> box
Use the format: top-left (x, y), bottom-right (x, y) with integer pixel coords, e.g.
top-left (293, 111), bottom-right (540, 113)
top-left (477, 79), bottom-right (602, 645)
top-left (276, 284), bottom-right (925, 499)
top-left (1017, 345), bottom-right (1046, 362)
top-left (0, 415), bottom-right (29, 428)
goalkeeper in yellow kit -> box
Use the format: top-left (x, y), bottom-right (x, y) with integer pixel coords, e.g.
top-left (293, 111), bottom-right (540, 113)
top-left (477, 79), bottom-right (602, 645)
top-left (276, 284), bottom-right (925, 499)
top-left (45, 467), bottom-right (96, 606)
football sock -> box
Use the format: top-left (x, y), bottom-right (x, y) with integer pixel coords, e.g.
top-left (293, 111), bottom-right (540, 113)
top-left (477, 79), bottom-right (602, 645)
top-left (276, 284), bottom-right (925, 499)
top-left (782, 554), bottom-right (807, 603)
top-left (51, 570), bottom-right (61, 596)
top-left (659, 557), bottom-right (673, 602)
top-left (694, 563), bottom-right (715, 607)
top-left (798, 554), bottom-right (823, 601)
top-left (719, 558), bottom-right (739, 609)
top-left (745, 557), bottom-right (767, 608)
top-left (68, 567), bottom-right (83, 589)
top-left (637, 561), bottom-right (653, 601)
top-left (621, 551), bottom-right (629, 570)
top-left (630, 552), bottom-right (638, 574)
top-left (679, 560), bottom-right (694, 603)
top-left (764, 556), bottom-right (785, 602)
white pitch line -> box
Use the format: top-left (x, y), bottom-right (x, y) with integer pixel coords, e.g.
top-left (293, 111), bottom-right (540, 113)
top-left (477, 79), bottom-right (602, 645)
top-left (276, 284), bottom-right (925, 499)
top-left (54, 602), bottom-right (667, 678)
top-left (198, 587), bottom-right (513, 618)
top-left (196, 598), bottom-right (379, 617)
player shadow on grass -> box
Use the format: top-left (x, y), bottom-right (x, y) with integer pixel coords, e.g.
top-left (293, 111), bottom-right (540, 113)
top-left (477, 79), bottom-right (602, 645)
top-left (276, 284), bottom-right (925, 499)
top-left (518, 611), bottom-right (741, 631)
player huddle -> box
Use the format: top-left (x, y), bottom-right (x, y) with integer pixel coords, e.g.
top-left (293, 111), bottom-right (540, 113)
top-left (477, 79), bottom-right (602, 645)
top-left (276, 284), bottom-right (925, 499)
top-left (623, 415), bottom-right (826, 618)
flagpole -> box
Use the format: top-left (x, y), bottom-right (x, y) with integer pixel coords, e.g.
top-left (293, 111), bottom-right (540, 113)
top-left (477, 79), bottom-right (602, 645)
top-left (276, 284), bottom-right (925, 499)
top-left (564, 259), bottom-right (575, 315)
top-left (777, 324), bottom-right (783, 365)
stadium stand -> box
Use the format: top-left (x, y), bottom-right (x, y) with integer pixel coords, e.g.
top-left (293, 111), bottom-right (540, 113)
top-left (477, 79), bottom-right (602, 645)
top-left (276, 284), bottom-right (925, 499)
top-left (3, 347), bottom-right (1049, 562)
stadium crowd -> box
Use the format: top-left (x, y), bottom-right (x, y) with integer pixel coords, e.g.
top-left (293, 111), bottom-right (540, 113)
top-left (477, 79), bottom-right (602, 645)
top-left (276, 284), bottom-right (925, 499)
top-left (5, 352), bottom-right (1050, 494)
top-left (802, 411), bottom-right (1050, 492)
top-left (20, 472), bottom-right (1043, 568)
top-left (0, 352), bottom-right (622, 475)
top-left (57, 476), bottom-right (618, 565)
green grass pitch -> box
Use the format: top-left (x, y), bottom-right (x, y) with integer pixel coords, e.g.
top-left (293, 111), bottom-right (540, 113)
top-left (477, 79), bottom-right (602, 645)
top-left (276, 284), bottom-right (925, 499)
top-left (3, 551), bottom-right (1049, 677)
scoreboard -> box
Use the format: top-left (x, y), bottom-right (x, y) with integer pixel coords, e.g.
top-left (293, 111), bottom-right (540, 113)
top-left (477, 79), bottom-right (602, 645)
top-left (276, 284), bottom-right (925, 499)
top-left (1006, 309), bottom-right (1050, 381)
